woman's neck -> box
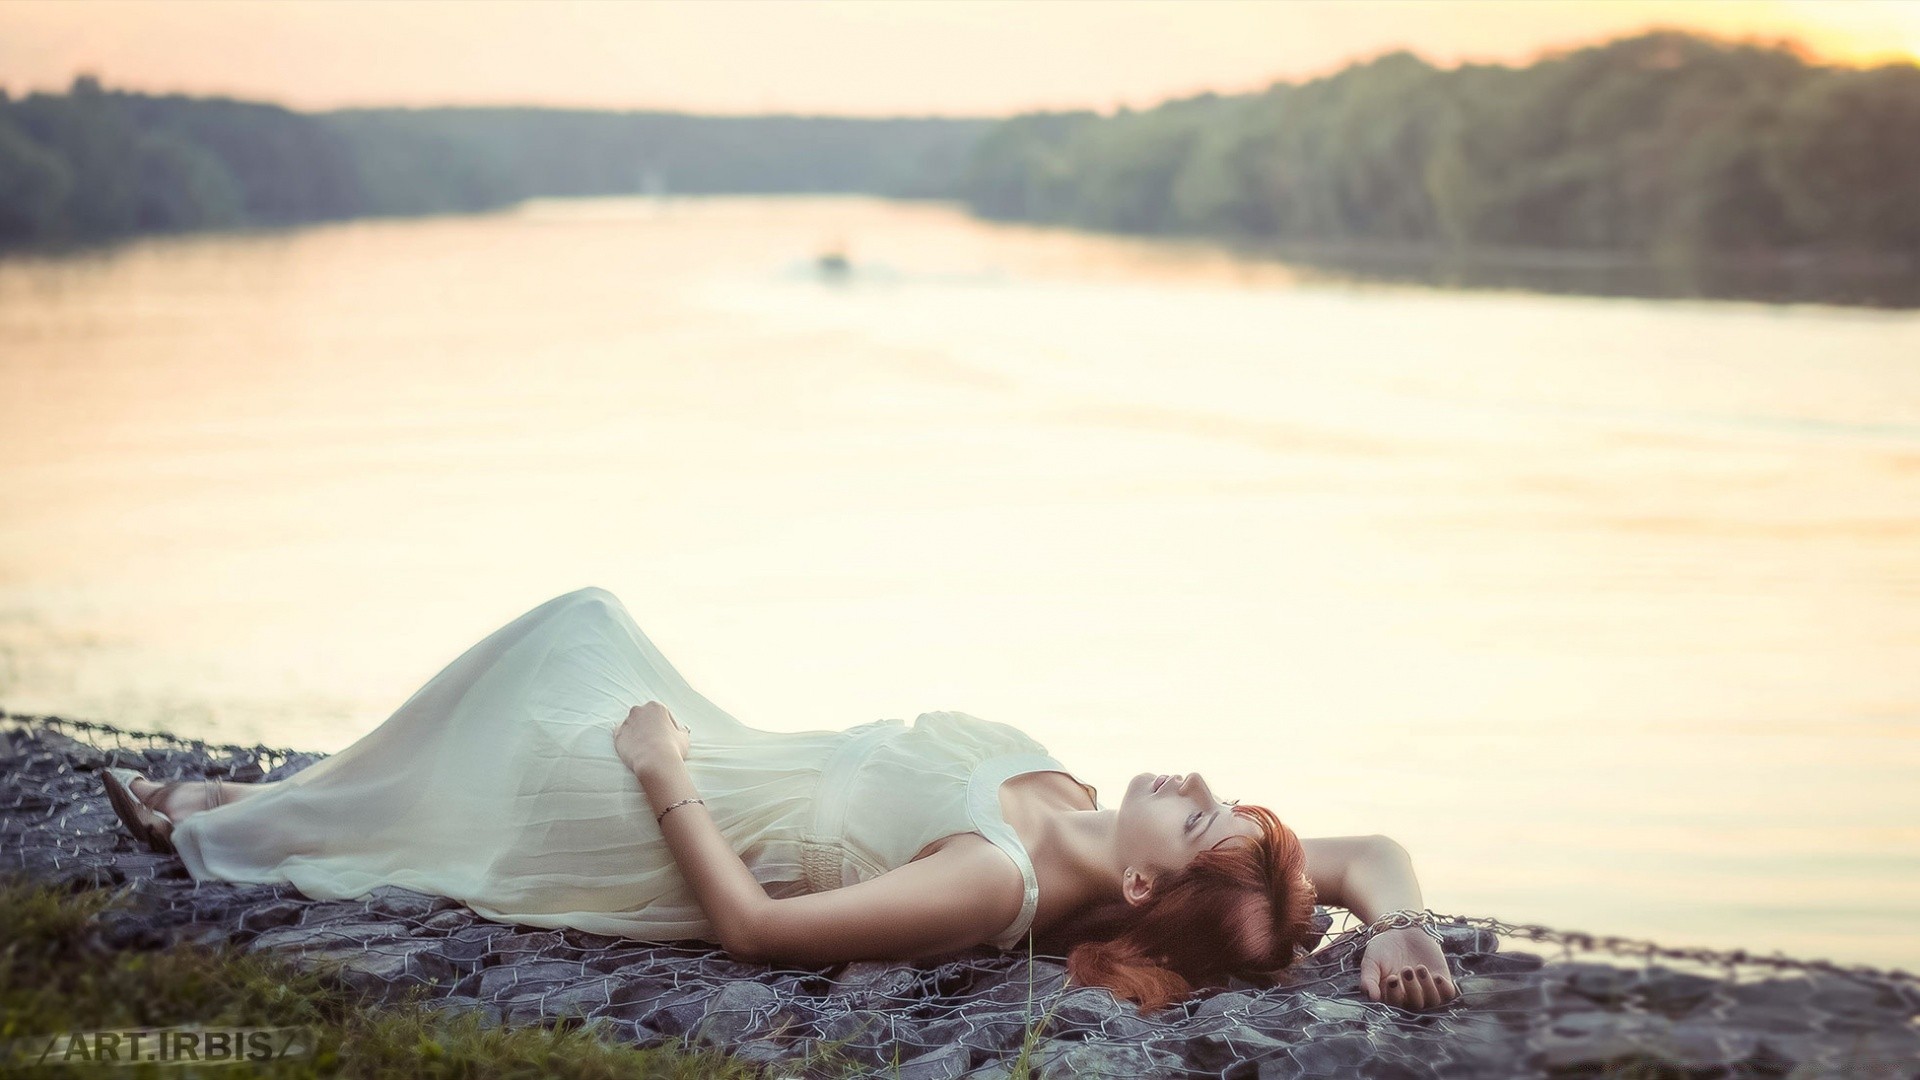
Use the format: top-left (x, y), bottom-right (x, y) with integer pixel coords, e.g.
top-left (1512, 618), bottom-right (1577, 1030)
top-left (1024, 803), bottom-right (1124, 920)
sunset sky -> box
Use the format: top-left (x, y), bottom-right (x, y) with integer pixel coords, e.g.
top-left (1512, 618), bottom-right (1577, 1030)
top-left (3, 0), bottom-right (1917, 118)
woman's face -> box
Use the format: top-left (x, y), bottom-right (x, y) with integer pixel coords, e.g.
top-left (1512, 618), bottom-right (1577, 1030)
top-left (1116, 771), bottom-right (1261, 895)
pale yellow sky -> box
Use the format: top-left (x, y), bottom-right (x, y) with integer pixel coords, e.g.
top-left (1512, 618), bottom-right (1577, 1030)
top-left (3, 0), bottom-right (1916, 117)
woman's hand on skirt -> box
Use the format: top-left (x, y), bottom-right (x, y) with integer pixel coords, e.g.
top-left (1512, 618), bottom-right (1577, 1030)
top-left (614, 701), bottom-right (690, 776)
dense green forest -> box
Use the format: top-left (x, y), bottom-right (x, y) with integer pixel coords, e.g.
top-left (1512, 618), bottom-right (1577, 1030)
top-left (2, 29), bottom-right (1916, 263)
top-left (958, 31), bottom-right (1920, 262)
top-left (0, 75), bottom-right (988, 245)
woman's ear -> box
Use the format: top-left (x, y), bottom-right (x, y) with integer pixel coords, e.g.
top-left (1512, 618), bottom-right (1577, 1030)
top-left (1123, 866), bottom-right (1155, 907)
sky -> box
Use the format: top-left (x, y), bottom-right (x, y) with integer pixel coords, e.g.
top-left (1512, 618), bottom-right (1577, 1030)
top-left (3, 0), bottom-right (1917, 118)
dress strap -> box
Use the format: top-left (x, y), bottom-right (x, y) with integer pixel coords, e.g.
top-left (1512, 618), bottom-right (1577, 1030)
top-left (966, 751), bottom-right (1069, 951)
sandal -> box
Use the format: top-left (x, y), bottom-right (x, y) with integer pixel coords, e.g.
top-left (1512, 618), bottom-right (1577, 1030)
top-left (102, 768), bottom-right (226, 856)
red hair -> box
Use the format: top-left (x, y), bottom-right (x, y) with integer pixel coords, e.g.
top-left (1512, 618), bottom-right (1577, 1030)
top-left (1037, 803), bottom-right (1318, 1013)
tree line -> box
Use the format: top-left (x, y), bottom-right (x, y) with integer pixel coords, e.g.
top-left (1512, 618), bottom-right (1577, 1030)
top-left (0, 75), bottom-right (988, 247)
top-left (956, 31), bottom-right (1920, 262)
top-left (2, 29), bottom-right (1916, 261)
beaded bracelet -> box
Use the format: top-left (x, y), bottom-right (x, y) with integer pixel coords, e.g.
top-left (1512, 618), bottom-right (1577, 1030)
top-left (656, 797), bottom-right (704, 825)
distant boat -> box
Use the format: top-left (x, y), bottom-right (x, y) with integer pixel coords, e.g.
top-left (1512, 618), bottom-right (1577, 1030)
top-left (816, 250), bottom-right (851, 280)
top-left (641, 168), bottom-right (668, 200)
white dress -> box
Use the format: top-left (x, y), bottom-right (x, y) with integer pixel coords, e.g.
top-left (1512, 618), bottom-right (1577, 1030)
top-left (172, 587), bottom-right (1104, 952)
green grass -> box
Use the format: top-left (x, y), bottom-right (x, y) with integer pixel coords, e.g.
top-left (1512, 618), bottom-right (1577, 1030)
top-left (0, 875), bottom-right (1062, 1079)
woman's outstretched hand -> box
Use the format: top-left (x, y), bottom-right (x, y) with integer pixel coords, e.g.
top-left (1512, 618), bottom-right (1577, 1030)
top-left (1359, 927), bottom-right (1459, 1010)
top-left (614, 701), bottom-right (690, 777)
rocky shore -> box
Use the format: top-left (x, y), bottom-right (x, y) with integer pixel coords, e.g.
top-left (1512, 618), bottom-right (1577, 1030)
top-left (4, 717), bottom-right (1916, 1078)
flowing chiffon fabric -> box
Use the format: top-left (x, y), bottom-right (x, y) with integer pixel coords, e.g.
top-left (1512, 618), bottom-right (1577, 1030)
top-left (172, 587), bottom-right (1101, 951)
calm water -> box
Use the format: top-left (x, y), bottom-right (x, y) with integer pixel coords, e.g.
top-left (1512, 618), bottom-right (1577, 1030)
top-left (3, 196), bottom-right (1917, 970)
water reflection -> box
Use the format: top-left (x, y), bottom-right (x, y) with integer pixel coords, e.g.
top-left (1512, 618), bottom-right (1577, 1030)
top-left (1219, 237), bottom-right (1920, 309)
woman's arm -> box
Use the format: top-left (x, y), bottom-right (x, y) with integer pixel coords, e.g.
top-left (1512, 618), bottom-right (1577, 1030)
top-left (1301, 834), bottom-right (1424, 921)
top-left (1302, 834), bottom-right (1458, 1010)
top-left (621, 704), bottom-right (1025, 964)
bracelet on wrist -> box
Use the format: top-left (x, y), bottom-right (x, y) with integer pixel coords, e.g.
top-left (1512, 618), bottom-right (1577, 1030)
top-left (655, 797), bottom-right (704, 825)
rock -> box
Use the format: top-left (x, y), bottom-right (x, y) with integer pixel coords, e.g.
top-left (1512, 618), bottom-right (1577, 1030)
top-left (1047, 986), bottom-right (1125, 1027)
top-left (542, 974), bottom-right (628, 1018)
top-left (1186, 1027), bottom-right (1292, 1075)
top-left (1302, 997), bottom-right (1373, 1026)
top-left (416, 908), bottom-right (474, 934)
top-left (637, 989), bottom-right (716, 1038)
top-left (1280, 1032), bottom-right (1377, 1076)
top-left (1531, 1014), bottom-right (1674, 1074)
top-left (1639, 968), bottom-right (1721, 1019)
top-left (1461, 949), bottom-right (1546, 976)
top-left (246, 920), bottom-right (409, 958)
top-left (831, 960), bottom-right (925, 1003)
top-left (723, 1037), bottom-right (792, 1069)
top-left (893, 1040), bottom-right (973, 1080)
top-left (322, 940), bottom-right (458, 1001)
top-left (1459, 974), bottom-right (1549, 1011)
top-left (1560, 961), bottom-right (1642, 1007)
top-left (169, 920), bottom-right (239, 949)
top-left (238, 898), bottom-right (309, 933)
top-left (1662, 1021), bottom-right (1757, 1069)
top-left (1193, 989), bottom-right (1258, 1018)
top-left (470, 958), bottom-right (594, 1002)
top-left (1027, 1038), bottom-right (1189, 1079)
top-left (89, 908), bottom-right (168, 950)
top-left (362, 884), bottom-right (457, 921)
top-left (437, 924), bottom-right (512, 964)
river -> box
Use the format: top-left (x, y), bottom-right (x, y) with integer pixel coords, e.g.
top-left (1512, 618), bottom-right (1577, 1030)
top-left (3, 194), bottom-right (1916, 970)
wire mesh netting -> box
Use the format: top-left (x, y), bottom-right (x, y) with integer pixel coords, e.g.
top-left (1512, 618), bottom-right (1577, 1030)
top-left (4, 712), bottom-right (1917, 1079)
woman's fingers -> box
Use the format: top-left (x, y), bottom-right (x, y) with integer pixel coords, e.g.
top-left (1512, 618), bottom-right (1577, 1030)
top-left (1400, 967), bottom-right (1425, 1009)
top-left (1413, 966), bottom-right (1440, 1009)
top-left (1361, 965), bottom-right (1383, 1002)
top-left (1382, 970), bottom-right (1405, 1007)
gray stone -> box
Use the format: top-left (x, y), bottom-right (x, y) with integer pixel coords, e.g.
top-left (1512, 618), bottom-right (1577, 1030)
top-left (831, 959), bottom-right (926, 1003)
top-left (521, 973), bottom-right (621, 1019)
top-left (1560, 961), bottom-right (1643, 1007)
top-left (437, 924), bottom-right (512, 964)
top-left (1193, 989), bottom-right (1259, 1018)
top-left (1639, 969), bottom-right (1721, 1019)
top-left (361, 884), bottom-right (457, 921)
top-left (1661, 1021), bottom-right (1758, 1069)
top-left (1302, 997), bottom-right (1373, 1026)
top-left (417, 908), bottom-right (474, 934)
top-left (723, 1038), bottom-right (792, 1069)
top-left (1532, 1021), bottom-right (1671, 1073)
top-left (323, 940), bottom-right (459, 1001)
top-left (238, 898), bottom-right (308, 933)
top-left (1458, 973), bottom-right (1550, 1011)
top-left (894, 1040), bottom-right (973, 1080)
top-left (691, 982), bottom-right (782, 1046)
top-left (1282, 1033), bottom-right (1377, 1077)
top-left (1028, 1037), bottom-right (1190, 1079)
top-left (470, 958), bottom-right (594, 1002)
top-left (1187, 1027), bottom-right (1293, 1076)
top-left (1046, 986), bottom-right (1125, 1027)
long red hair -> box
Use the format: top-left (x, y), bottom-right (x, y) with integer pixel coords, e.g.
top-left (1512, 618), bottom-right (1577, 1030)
top-left (1036, 803), bottom-right (1318, 1013)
